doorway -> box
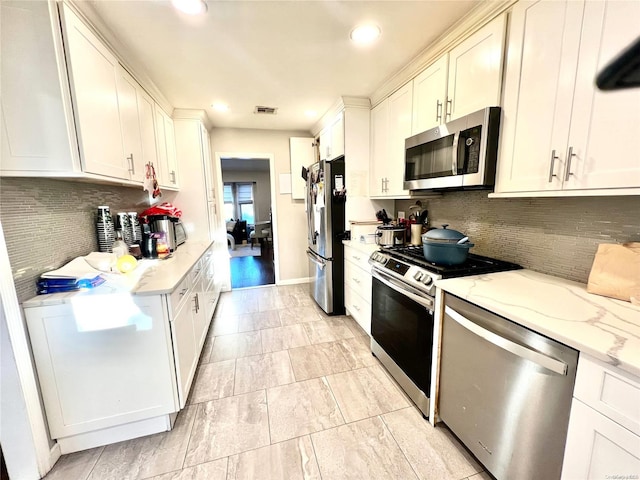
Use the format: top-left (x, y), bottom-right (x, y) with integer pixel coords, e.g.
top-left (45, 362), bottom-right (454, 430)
top-left (220, 157), bottom-right (275, 288)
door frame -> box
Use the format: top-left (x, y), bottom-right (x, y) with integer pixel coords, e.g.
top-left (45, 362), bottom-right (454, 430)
top-left (214, 152), bottom-right (279, 287)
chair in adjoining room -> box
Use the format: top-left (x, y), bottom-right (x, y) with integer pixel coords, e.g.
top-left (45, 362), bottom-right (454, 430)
top-left (249, 221), bottom-right (272, 255)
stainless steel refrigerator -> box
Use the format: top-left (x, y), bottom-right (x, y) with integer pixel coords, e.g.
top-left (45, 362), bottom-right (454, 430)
top-left (306, 156), bottom-right (346, 315)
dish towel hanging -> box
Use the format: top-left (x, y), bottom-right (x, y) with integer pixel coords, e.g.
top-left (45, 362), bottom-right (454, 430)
top-left (144, 162), bottom-right (162, 198)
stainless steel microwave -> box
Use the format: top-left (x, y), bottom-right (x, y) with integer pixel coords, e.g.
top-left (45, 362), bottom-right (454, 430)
top-left (404, 107), bottom-right (501, 191)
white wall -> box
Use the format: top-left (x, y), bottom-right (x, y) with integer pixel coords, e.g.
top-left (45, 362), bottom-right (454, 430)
top-left (210, 128), bottom-right (310, 283)
top-left (221, 169), bottom-right (272, 223)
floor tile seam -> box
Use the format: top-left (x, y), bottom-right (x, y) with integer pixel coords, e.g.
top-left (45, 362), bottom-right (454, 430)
top-left (320, 375), bottom-right (347, 430)
top-left (81, 445), bottom-right (105, 480)
top-left (377, 413), bottom-right (422, 480)
top-left (178, 403), bottom-right (202, 472)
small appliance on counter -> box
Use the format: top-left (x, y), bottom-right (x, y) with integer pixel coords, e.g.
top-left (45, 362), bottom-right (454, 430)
top-left (140, 203), bottom-right (186, 253)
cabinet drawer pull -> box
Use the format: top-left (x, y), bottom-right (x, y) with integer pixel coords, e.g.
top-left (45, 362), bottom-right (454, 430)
top-left (353, 277), bottom-right (360, 283)
top-left (548, 150), bottom-right (559, 183)
top-left (353, 304), bottom-right (360, 311)
top-left (352, 255), bottom-right (361, 261)
top-left (446, 98), bottom-right (452, 120)
top-left (170, 170), bottom-right (176, 183)
top-left (565, 146), bottom-right (575, 181)
top-left (436, 100), bottom-right (442, 123)
top-left (127, 154), bottom-right (135, 174)
top-left (179, 288), bottom-right (188, 297)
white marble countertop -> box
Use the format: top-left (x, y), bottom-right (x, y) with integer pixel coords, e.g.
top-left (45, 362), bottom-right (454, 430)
top-left (342, 240), bottom-right (380, 255)
top-left (436, 269), bottom-right (640, 378)
top-left (23, 241), bottom-right (213, 308)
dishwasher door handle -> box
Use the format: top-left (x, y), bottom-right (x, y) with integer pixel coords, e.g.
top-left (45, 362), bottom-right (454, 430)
top-left (445, 306), bottom-right (568, 376)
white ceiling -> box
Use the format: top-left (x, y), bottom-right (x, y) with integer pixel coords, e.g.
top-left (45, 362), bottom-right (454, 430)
top-left (82, 0), bottom-right (478, 131)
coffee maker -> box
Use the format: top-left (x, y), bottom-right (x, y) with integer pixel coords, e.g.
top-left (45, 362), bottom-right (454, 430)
top-left (147, 215), bottom-right (178, 252)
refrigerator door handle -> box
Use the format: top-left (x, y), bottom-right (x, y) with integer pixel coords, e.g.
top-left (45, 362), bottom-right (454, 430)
top-left (306, 250), bottom-right (326, 270)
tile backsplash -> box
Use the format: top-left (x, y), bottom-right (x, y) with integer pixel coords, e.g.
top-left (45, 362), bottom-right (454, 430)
top-left (397, 191), bottom-right (640, 284)
top-left (0, 178), bottom-right (156, 303)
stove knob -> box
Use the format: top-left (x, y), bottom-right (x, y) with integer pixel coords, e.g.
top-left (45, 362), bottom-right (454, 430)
top-left (413, 272), bottom-right (423, 281)
top-left (422, 276), bottom-right (433, 286)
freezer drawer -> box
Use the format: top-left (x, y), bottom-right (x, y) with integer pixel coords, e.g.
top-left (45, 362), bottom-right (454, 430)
top-left (439, 293), bottom-right (578, 480)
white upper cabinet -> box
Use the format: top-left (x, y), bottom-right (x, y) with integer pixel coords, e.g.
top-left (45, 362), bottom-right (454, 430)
top-left (115, 66), bottom-right (145, 182)
top-left (318, 112), bottom-right (345, 161)
top-left (412, 55), bottom-right (448, 135)
top-left (446, 15), bottom-right (505, 121)
top-left (496, 0), bottom-right (640, 195)
top-left (137, 88), bottom-right (159, 184)
top-left (155, 105), bottom-right (179, 189)
top-left (60, 3), bottom-right (128, 179)
top-left (0, 0), bottom-right (80, 174)
top-left (370, 83), bottom-right (412, 198)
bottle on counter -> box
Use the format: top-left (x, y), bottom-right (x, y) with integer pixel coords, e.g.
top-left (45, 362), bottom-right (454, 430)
top-left (112, 230), bottom-right (129, 258)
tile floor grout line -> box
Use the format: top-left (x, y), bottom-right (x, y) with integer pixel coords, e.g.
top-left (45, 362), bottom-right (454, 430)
top-left (321, 374), bottom-right (347, 428)
top-left (378, 413), bottom-right (422, 480)
top-left (179, 403), bottom-right (201, 471)
top-left (307, 432), bottom-right (326, 480)
top-left (82, 445), bottom-right (105, 480)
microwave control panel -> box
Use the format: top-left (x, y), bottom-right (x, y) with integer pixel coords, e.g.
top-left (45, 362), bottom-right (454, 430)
top-left (461, 125), bottom-right (482, 174)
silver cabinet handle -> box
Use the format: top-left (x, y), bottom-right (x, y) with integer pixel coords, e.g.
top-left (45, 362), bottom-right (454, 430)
top-left (436, 100), bottom-right (442, 123)
top-left (353, 277), bottom-right (360, 284)
top-left (353, 304), bottom-right (361, 311)
top-left (127, 154), bottom-right (135, 174)
top-left (445, 306), bottom-right (568, 375)
top-left (446, 98), bottom-right (452, 120)
top-left (564, 146), bottom-right (575, 181)
top-left (548, 149), bottom-right (559, 183)
top-left (179, 288), bottom-right (188, 297)
top-left (451, 131), bottom-right (460, 175)
top-left (372, 268), bottom-right (433, 310)
top-left (352, 255), bottom-right (361, 261)
top-left (170, 170), bottom-right (177, 184)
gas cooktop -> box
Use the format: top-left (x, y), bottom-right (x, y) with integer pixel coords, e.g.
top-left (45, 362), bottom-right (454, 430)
top-left (380, 245), bottom-right (522, 279)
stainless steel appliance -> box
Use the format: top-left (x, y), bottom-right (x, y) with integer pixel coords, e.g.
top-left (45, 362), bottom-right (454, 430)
top-left (439, 293), bottom-right (578, 480)
top-left (148, 215), bottom-right (185, 252)
top-left (368, 246), bottom-right (521, 418)
top-left (306, 157), bottom-right (346, 314)
top-left (404, 107), bottom-right (501, 191)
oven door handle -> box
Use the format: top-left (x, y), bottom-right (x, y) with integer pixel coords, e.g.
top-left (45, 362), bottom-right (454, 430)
top-left (445, 306), bottom-right (568, 376)
top-left (372, 268), bottom-right (434, 310)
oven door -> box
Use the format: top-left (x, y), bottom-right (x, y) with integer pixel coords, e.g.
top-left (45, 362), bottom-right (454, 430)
top-left (370, 268), bottom-right (434, 416)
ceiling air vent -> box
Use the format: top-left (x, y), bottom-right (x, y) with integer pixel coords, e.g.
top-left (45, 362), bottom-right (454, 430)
top-left (254, 106), bottom-right (278, 115)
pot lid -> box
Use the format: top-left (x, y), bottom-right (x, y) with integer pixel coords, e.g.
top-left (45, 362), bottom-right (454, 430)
top-left (422, 224), bottom-right (467, 243)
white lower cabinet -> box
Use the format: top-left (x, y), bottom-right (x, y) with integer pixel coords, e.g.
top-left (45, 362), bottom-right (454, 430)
top-left (561, 355), bottom-right (640, 479)
top-left (23, 244), bottom-right (219, 453)
top-left (343, 244), bottom-right (374, 334)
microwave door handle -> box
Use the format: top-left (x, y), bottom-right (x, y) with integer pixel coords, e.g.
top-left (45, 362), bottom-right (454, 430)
top-left (451, 131), bottom-right (460, 175)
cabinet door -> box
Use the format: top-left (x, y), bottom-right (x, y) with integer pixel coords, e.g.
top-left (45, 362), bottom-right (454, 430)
top-left (446, 14), bottom-right (506, 121)
top-left (562, 399), bottom-right (640, 480)
top-left (330, 112), bottom-right (345, 160)
top-left (319, 128), bottom-right (330, 161)
top-left (201, 125), bottom-right (215, 202)
top-left (191, 272), bottom-right (209, 353)
top-left (164, 115), bottom-right (179, 188)
top-left (154, 104), bottom-right (170, 187)
top-left (170, 301), bottom-right (197, 409)
top-left (60, 4), bottom-right (127, 179)
top-left (289, 137), bottom-right (315, 200)
top-left (369, 99), bottom-right (389, 196)
top-left (495, 0), bottom-right (584, 193)
top-left (386, 83), bottom-right (412, 197)
top-left (136, 88), bottom-right (158, 184)
top-left (24, 296), bottom-right (176, 439)
top-left (412, 55), bottom-right (448, 134)
top-left (115, 66), bottom-right (142, 182)
top-left (564, 0), bottom-right (640, 190)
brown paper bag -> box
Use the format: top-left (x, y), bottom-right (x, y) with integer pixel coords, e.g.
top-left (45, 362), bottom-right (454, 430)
top-left (587, 243), bottom-right (640, 303)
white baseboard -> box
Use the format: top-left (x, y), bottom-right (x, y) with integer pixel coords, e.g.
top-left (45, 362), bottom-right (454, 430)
top-left (276, 277), bottom-right (311, 286)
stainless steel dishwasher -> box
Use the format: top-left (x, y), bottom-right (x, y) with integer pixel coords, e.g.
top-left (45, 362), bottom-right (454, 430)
top-left (439, 293), bottom-right (578, 480)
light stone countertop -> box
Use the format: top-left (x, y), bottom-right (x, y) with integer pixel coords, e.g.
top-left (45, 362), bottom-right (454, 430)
top-left (342, 240), bottom-right (380, 255)
top-left (436, 269), bottom-right (640, 378)
top-left (23, 241), bottom-right (213, 308)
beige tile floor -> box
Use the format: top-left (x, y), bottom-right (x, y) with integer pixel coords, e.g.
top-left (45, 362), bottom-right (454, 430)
top-left (44, 284), bottom-right (492, 480)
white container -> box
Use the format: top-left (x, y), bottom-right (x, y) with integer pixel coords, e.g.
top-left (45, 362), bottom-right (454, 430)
top-left (350, 221), bottom-right (381, 244)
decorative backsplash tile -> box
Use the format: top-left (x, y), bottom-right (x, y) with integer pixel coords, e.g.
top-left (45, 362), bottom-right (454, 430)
top-left (0, 178), bottom-right (153, 303)
top-left (397, 191), bottom-right (640, 284)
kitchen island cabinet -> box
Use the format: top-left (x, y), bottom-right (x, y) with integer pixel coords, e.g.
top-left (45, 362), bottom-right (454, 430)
top-left (22, 241), bottom-right (220, 454)
top-left (343, 241), bottom-right (378, 335)
top-left (495, 0), bottom-right (640, 196)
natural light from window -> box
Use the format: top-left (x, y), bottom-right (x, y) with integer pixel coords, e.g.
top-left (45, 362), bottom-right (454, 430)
top-left (224, 182), bottom-right (255, 224)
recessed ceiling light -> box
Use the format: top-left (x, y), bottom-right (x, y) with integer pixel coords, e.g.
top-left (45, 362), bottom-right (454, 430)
top-left (305, 110), bottom-right (318, 118)
top-left (171, 0), bottom-right (207, 16)
top-left (211, 102), bottom-right (229, 112)
top-left (350, 24), bottom-right (381, 46)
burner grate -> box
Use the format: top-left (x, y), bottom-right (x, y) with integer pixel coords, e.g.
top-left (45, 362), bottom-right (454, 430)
top-left (381, 246), bottom-right (521, 278)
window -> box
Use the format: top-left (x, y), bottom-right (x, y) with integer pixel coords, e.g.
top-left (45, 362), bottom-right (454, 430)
top-left (223, 182), bottom-right (255, 224)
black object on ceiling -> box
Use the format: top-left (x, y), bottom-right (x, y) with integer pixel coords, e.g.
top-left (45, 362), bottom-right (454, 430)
top-left (596, 36), bottom-right (640, 90)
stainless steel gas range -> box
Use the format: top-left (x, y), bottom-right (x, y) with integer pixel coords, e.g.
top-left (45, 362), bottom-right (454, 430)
top-left (368, 246), bottom-right (521, 418)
